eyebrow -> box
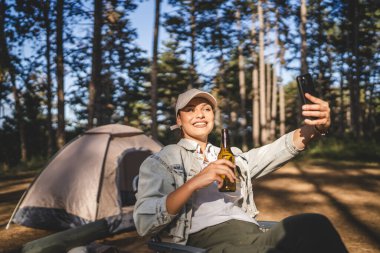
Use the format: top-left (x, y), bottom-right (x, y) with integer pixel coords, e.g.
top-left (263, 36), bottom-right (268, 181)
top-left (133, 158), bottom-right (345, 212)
top-left (184, 103), bottom-right (212, 108)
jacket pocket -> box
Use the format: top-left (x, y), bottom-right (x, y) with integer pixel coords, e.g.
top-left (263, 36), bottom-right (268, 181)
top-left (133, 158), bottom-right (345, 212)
top-left (171, 164), bottom-right (185, 187)
top-left (137, 201), bottom-right (157, 214)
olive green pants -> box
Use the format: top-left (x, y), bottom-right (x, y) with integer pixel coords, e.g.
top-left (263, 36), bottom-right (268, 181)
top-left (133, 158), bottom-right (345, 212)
top-left (187, 213), bottom-right (348, 253)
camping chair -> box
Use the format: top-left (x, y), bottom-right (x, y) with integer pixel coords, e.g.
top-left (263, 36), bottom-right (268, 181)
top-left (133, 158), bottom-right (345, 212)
top-left (132, 175), bottom-right (279, 253)
top-left (147, 221), bottom-right (279, 253)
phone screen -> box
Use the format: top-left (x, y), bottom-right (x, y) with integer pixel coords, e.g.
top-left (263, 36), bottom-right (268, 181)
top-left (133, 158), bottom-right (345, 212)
top-left (296, 73), bottom-right (317, 105)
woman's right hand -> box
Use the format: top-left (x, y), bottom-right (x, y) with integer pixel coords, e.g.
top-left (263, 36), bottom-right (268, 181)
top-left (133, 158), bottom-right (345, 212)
top-left (166, 159), bottom-right (236, 215)
top-left (188, 159), bottom-right (236, 190)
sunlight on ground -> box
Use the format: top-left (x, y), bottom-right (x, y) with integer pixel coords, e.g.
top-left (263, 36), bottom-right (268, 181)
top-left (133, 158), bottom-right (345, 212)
top-left (1, 160), bottom-right (379, 253)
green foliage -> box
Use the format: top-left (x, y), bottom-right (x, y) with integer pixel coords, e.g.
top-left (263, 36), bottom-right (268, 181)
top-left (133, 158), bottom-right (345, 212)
top-left (0, 149), bottom-right (46, 175)
top-left (301, 137), bottom-right (380, 162)
top-left (284, 81), bottom-right (300, 131)
top-left (156, 40), bottom-right (191, 144)
top-left (1, 0), bottom-right (379, 167)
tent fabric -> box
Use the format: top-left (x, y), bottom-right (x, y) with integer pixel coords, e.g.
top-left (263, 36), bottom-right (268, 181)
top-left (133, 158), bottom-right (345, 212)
top-left (12, 124), bottom-right (162, 232)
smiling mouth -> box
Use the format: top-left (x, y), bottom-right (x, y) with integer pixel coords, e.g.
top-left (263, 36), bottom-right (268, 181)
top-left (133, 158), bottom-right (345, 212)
top-left (193, 122), bottom-right (207, 127)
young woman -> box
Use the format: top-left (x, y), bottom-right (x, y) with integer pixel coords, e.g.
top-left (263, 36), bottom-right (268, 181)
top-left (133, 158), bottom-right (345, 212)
top-left (133, 88), bottom-right (348, 253)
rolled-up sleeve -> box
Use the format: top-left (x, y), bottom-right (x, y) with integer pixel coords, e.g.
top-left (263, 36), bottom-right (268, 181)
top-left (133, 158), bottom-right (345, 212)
top-left (133, 155), bottom-right (177, 236)
top-left (239, 131), bottom-right (303, 179)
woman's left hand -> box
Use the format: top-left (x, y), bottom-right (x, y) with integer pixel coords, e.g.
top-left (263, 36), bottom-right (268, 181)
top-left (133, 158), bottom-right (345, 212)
top-left (302, 93), bottom-right (331, 132)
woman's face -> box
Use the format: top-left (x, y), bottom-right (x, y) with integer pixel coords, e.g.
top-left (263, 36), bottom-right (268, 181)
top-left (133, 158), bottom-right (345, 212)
top-left (176, 97), bottom-right (215, 143)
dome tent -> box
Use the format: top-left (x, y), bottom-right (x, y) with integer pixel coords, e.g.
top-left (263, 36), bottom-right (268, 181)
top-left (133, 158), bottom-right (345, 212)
top-left (9, 124), bottom-right (162, 233)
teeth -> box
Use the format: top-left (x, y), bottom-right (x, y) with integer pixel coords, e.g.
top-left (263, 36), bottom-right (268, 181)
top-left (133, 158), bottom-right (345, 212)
top-left (194, 122), bottom-right (206, 126)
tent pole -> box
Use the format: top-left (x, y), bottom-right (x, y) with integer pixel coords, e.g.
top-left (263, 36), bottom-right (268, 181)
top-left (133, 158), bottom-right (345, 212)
top-left (94, 134), bottom-right (112, 220)
top-left (5, 190), bottom-right (27, 229)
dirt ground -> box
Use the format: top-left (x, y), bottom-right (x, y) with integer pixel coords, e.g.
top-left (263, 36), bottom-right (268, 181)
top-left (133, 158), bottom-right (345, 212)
top-left (0, 159), bottom-right (379, 253)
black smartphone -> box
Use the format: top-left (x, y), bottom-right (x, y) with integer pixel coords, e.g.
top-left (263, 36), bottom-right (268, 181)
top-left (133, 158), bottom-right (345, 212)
top-left (296, 73), bottom-right (318, 105)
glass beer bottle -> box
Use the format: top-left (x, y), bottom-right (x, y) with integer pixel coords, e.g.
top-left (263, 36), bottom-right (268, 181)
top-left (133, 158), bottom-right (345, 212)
top-left (218, 128), bottom-right (236, 192)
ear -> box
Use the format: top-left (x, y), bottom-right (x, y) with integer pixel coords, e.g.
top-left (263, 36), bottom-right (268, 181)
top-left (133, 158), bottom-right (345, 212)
top-left (176, 114), bottom-right (182, 127)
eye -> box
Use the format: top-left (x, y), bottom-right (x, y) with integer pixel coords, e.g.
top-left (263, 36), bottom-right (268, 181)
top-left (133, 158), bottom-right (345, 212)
top-left (203, 106), bottom-right (212, 112)
top-left (183, 107), bottom-right (195, 112)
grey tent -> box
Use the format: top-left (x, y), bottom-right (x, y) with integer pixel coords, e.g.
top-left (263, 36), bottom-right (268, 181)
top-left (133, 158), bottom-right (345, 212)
top-left (9, 124), bottom-right (162, 233)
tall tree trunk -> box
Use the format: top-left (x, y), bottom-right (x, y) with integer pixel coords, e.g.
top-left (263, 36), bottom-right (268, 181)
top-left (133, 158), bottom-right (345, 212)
top-left (338, 60), bottom-right (345, 137)
top-left (266, 63), bottom-right (271, 130)
top-left (11, 75), bottom-right (27, 162)
top-left (0, 0), bottom-right (7, 84)
top-left (349, 0), bottom-right (361, 137)
top-left (300, 0), bottom-right (308, 74)
top-left (366, 74), bottom-right (375, 137)
top-left (270, 65), bottom-right (278, 139)
top-left (44, 0), bottom-right (54, 157)
top-left (215, 16), bottom-right (226, 131)
top-left (150, 0), bottom-right (160, 140)
top-left (279, 81), bottom-right (285, 136)
top-left (273, 8), bottom-right (283, 138)
top-left (56, 0), bottom-right (65, 148)
top-left (0, 0), bottom-right (27, 162)
top-left (258, 0), bottom-right (267, 144)
top-left (298, 0), bottom-right (308, 125)
top-left (236, 5), bottom-right (247, 151)
top-left (189, 0), bottom-right (196, 89)
top-left (88, 0), bottom-right (102, 129)
top-left (252, 63), bottom-right (259, 146)
top-left (250, 8), bottom-right (260, 147)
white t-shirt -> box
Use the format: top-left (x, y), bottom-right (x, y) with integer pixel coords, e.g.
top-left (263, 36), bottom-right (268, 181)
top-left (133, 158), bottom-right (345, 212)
top-left (188, 140), bottom-right (258, 234)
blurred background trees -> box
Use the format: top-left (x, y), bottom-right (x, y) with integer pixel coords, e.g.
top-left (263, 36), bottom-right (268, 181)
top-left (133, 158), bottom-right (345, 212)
top-left (0, 0), bottom-right (379, 170)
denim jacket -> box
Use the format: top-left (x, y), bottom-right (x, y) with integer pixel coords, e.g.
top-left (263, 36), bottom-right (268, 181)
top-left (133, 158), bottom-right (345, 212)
top-left (133, 131), bottom-right (301, 244)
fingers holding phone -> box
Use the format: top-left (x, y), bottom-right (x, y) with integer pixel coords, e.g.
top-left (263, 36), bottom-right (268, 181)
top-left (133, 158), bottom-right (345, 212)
top-left (302, 93), bottom-right (331, 130)
top-left (296, 73), bottom-right (331, 132)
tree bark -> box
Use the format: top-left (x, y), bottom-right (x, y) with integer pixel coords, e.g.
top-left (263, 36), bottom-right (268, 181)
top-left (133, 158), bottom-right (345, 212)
top-left (44, 0), bottom-right (54, 157)
top-left (349, 0), bottom-right (361, 137)
top-left (150, 0), bottom-right (160, 140)
top-left (0, 0), bottom-right (7, 83)
top-left (270, 65), bottom-right (278, 139)
top-left (0, 0), bottom-right (27, 162)
top-left (215, 16), bottom-right (226, 131)
top-left (11, 75), bottom-right (27, 162)
top-left (279, 82), bottom-right (285, 136)
top-left (189, 0), bottom-right (196, 89)
top-left (56, 0), bottom-right (65, 148)
top-left (266, 63), bottom-right (271, 130)
top-left (88, 0), bottom-right (102, 129)
top-left (250, 4), bottom-right (259, 147)
top-left (258, 0), bottom-right (267, 144)
top-left (300, 0), bottom-right (308, 74)
top-left (274, 7), bottom-right (286, 136)
top-left (252, 63), bottom-right (259, 147)
top-left (236, 5), bottom-right (247, 151)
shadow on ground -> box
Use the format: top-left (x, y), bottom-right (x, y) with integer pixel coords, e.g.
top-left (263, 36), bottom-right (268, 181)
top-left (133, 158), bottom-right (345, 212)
top-left (255, 160), bottom-right (380, 253)
top-left (1, 160), bottom-right (379, 253)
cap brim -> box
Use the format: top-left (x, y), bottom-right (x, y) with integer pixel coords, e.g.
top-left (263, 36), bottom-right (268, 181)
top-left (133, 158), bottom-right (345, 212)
top-left (176, 91), bottom-right (217, 115)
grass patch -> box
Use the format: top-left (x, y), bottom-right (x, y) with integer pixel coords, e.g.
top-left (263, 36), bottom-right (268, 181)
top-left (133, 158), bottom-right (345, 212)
top-left (301, 137), bottom-right (380, 162)
top-left (0, 157), bottom-right (46, 176)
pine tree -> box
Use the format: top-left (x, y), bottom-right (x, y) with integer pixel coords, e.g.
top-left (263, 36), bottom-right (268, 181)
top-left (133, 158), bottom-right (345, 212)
top-left (156, 40), bottom-right (190, 144)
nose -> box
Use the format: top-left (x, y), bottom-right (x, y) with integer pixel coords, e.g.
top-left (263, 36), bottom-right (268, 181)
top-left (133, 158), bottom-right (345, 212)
top-left (195, 108), bottom-right (205, 118)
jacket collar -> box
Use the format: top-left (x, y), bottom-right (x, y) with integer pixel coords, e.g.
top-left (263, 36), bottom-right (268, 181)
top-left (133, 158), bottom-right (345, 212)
top-left (177, 138), bottom-right (216, 155)
top-left (177, 138), bottom-right (200, 151)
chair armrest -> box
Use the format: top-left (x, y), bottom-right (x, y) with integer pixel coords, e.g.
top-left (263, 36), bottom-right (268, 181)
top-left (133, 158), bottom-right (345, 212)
top-left (148, 241), bottom-right (207, 253)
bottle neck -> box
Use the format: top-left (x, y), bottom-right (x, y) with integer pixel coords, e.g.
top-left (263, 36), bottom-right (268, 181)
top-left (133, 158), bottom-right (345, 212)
top-left (221, 129), bottom-right (230, 148)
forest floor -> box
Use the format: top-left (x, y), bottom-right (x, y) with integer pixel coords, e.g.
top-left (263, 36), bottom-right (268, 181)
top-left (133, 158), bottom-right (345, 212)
top-left (0, 159), bottom-right (379, 253)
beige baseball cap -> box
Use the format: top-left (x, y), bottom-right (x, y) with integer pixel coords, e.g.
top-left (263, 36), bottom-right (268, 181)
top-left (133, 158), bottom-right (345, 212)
top-left (170, 88), bottom-right (217, 130)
